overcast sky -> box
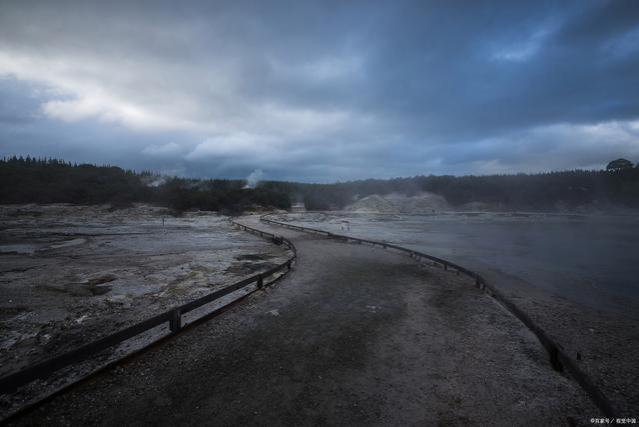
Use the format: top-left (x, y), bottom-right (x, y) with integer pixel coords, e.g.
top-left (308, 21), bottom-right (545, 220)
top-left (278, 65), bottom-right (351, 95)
top-left (1, 0), bottom-right (638, 182)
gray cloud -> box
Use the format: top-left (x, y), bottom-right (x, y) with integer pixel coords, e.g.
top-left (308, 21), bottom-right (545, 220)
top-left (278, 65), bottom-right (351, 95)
top-left (0, 0), bottom-right (638, 181)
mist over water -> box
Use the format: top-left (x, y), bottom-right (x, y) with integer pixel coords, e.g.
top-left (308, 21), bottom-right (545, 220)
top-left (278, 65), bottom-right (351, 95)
top-left (282, 213), bottom-right (639, 318)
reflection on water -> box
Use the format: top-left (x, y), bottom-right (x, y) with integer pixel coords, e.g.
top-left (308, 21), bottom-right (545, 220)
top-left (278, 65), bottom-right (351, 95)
top-left (281, 212), bottom-right (639, 318)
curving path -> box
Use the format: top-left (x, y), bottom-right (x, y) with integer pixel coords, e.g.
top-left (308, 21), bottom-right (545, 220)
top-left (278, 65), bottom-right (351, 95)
top-left (9, 216), bottom-right (596, 426)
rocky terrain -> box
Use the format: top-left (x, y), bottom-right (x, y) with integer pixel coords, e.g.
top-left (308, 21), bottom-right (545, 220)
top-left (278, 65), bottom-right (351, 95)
top-left (345, 192), bottom-right (450, 214)
top-left (0, 204), bottom-right (291, 418)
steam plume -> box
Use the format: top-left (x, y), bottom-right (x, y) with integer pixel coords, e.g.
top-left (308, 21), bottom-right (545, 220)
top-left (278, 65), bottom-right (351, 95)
top-left (244, 169), bottom-right (263, 189)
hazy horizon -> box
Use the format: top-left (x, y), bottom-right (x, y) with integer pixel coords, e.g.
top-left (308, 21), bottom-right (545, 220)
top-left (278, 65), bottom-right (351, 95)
top-left (2, 154), bottom-right (626, 185)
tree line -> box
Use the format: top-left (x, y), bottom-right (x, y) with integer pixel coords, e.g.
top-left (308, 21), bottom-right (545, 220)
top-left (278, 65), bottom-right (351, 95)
top-left (292, 158), bottom-right (639, 211)
top-left (2, 156), bottom-right (638, 213)
top-left (0, 157), bottom-right (290, 214)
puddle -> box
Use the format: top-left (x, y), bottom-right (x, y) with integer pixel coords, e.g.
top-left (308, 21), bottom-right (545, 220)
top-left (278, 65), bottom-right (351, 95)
top-left (235, 254), bottom-right (269, 261)
top-left (225, 261), bottom-right (277, 275)
top-left (48, 238), bottom-right (87, 250)
top-left (0, 244), bottom-right (39, 255)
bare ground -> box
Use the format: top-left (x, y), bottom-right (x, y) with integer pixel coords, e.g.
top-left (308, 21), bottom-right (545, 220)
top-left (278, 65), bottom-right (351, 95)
top-left (6, 216), bottom-right (598, 426)
top-left (483, 267), bottom-right (639, 416)
top-left (0, 205), bottom-right (290, 417)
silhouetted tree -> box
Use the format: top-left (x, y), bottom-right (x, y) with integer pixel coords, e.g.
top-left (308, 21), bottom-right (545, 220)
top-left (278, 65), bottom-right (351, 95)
top-left (606, 158), bottom-right (634, 171)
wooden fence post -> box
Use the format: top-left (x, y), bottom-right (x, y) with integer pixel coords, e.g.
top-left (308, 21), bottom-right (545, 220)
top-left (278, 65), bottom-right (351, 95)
top-left (170, 308), bottom-right (182, 333)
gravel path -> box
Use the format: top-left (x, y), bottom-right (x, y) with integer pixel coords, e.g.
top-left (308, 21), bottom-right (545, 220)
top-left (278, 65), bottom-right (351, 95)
top-left (8, 216), bottom-right (597, 426)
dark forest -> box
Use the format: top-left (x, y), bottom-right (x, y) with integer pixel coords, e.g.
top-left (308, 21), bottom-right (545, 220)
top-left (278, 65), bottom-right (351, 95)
top-left (2, 156), bottom-right (638, 213)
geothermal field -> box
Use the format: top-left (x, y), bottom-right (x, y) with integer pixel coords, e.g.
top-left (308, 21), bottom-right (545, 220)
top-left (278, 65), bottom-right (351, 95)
top-left (268, 209), bottom-right (639, 414)
top-left (2, 200), bottom-right (638, 419)
top-left (0, 204), bottom-right (290, 415)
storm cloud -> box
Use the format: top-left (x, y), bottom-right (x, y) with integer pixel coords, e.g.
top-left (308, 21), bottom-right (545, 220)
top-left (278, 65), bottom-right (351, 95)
top-left (0, 0), bottom-right (638, 181)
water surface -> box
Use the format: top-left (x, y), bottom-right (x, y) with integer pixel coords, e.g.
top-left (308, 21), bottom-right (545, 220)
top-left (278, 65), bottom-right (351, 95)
top-left (279, 212), bottom-right (639, 318)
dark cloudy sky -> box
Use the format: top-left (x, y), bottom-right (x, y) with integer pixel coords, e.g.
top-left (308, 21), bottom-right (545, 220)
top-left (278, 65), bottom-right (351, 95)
top-left (1, 0), bottom-right (638, 182)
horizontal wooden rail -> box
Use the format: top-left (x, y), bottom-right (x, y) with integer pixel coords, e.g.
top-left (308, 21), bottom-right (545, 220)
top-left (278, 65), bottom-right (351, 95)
top-left (0, 219), bottom-right (295, 397)
top-left (260, 214), bottom-right (617, 418)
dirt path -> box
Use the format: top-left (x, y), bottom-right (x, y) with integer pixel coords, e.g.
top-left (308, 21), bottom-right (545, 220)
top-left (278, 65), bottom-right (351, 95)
top-left (8, 216), bottom-right (596, 426)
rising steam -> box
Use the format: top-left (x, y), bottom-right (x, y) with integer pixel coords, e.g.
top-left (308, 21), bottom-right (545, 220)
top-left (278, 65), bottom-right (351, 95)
top-left (244, 169), bottom-right (264, 189)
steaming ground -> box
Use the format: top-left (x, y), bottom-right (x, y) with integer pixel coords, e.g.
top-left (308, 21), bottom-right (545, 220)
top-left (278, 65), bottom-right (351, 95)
top-left (0, 204), bottom-right (290, 417)
top-left (346, 192), bottom-right (451, 214)
top-left (269, 211), bottom-right (639, 414)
